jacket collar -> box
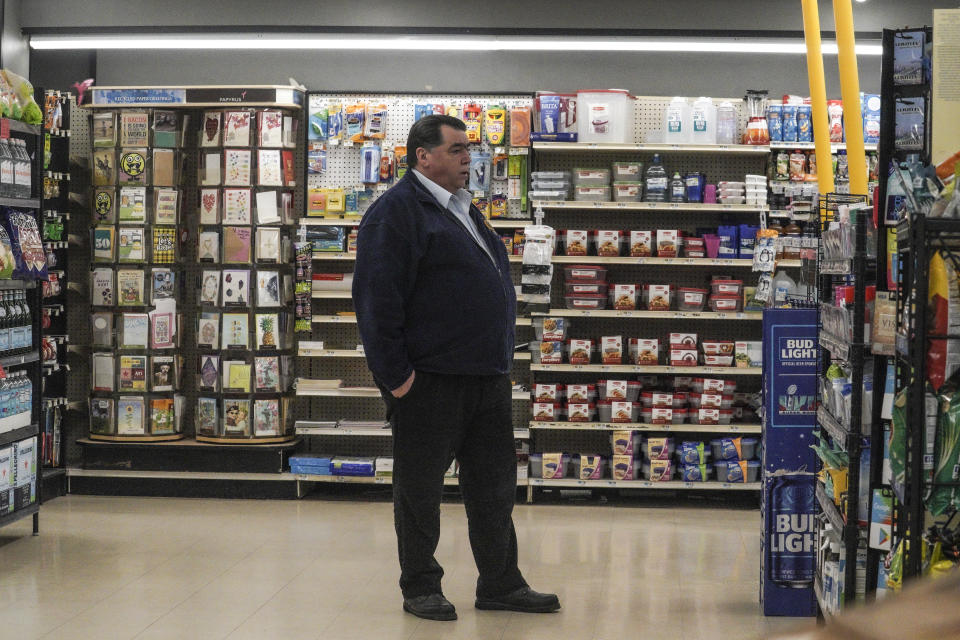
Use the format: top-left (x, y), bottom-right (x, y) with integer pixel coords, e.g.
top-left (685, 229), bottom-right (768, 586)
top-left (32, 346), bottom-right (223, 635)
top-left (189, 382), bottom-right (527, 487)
top-left (405, 171), bottom-right (445, 207)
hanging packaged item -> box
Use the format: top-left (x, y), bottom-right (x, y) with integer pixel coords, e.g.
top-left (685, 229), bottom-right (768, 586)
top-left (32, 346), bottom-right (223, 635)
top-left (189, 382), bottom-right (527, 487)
top-left (3, 209), bottom-right (47, 279)
top-left (463, 103), bottom-right (483, 143)
top-left (927, 250), bottom-right (960, 391)
top-left (344, 104), bottom-right (366, 143)
top-left (469, 152), bottom-right (491, 192)
top-left (360, 145), bottom-right (381, 184)
top-left (379, 147), bottom-right (394, 183)
top-left (394, 145), bottom-right (408, 180)
top-left (327, 104), bottom-right (343, 141)
top-left (484, 104), bottom-right (506, 145)
top-left (364, 103), bottom-right (387, 139)
top-left (510, 106), bottom-right (531, 146)
top-left (827, 100), bottom-right (844, 143)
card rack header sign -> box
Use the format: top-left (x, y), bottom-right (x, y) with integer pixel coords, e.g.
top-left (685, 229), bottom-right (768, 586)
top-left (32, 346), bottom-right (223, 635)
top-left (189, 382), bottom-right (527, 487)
top-left (91, 87), bottom-right (304, 107)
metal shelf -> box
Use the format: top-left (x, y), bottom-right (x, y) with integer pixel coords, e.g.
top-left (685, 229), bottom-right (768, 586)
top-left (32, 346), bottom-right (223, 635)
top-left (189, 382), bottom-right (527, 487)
top-left (533, 200), bottom-right (767, 213)
top-left (312, 253), bottom-right (356, 261)
top-left (295, 423), bottom-right (530, 439)
top-left (0, 423), bottom-right (38, 448)
top-left (769, 141), bottom-right (878, 152)
top-left (816, 481), bottom-right (847, 534)
top-left (532, 309), bottom-right (762, 321)
top-left (310, 252), bottom-right (800, 268)
top-left (310, 313), bottom-right (532, 328)
top-left (0, 503), bottom-right (38, 531)
top-left (311, 291), bottom-right (353, 299)
top-left (299, 348), bottom-right (531, 361)
top-left (530, 364), bottom-right (761, 375)
top-left (5, 118), bottom-right (41, 136)
top-left (532, 141), bottom-right (771, 155)
top-left (530, 421), bottom-right (762, 434)
top-left (294, 473), bottom-right (525, 487)
top-left (0, 197), bottom-right (40, 209)
top-left (819, 330), bottom-right (855, 362)
top-left (529, 478), bottom-right (760, 490)
top-left (817, 406), bottom-right (852, 450)
top-left (299, 218), bottom-right (363, 227)
top-left (814, 577), bottom-right (834, 621)
top-left (0, 350), bottom-right (40, 368)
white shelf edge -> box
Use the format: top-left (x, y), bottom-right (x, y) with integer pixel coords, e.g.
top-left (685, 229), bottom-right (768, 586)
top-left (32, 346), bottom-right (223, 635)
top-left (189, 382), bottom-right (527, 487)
top-left (534, 201), bottom-right (767, 213)
top-left (531, 142), bottom-right (771, 154)
top-left (529, 364), bottom-right (761, 375)
top-left (528, 421), bottom-right (762, 434)
top-left (529, 478), bottom-right (761, 490)
top-left (311, 291), bottom-right (353, 299)
top-left (66, 468), bottom-right (297, 481)
top-left (530, 309), bottom-right (762, 321)
top-left (293, 473), bottom-right (526, 487)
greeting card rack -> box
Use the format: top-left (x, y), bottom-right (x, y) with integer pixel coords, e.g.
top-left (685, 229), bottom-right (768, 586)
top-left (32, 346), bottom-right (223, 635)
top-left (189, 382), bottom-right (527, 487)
top-left (82, 86), bottom-right (304, 444)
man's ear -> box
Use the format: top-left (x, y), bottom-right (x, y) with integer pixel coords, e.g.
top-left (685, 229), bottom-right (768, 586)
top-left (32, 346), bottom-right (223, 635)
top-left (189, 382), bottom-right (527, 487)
top-left (416, 147), bottom-right (429, 168)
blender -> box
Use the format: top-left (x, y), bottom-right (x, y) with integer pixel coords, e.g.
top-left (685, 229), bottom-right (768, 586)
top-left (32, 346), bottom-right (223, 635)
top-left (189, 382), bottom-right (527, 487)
top-left (745, 90), bottom-right (770, 145)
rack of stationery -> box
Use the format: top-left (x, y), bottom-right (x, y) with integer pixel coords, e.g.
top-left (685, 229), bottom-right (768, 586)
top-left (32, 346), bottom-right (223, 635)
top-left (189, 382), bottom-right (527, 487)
top-left (83, 86), bottom-right (304, 443)
top-left (38, 90), bottom-right (73, 493)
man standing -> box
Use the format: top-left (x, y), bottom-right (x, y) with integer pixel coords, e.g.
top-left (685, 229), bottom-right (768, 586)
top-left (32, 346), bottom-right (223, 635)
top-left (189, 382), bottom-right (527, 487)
top-left (353, 114), bottom-right (560, 621)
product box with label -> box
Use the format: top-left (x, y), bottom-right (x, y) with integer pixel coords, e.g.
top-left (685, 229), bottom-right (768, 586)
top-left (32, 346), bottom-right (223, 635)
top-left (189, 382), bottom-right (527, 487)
top-left (600, 336), bottom-right (623, 364)
top-left (656, 230), bottom-right (680, 257)
top-left (630, 338), bottom-right (660, 365)
top-left (735, 340), bottom-right (762, 367)
top-left (13, 437), bottom-right (36, 486)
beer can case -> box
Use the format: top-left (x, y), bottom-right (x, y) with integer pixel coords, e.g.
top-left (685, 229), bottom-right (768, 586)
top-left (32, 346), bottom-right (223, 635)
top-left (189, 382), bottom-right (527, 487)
top-left (761, 472), bottom-right (816, 616)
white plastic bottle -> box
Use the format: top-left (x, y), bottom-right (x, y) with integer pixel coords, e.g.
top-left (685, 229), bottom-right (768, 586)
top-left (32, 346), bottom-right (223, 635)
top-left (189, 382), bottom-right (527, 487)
top-left (691, 97), bottom-right (717, 145)
top-left (716, 102), bottom-right (739, 145)
top-left (663, 97), bottom-right (691, 144)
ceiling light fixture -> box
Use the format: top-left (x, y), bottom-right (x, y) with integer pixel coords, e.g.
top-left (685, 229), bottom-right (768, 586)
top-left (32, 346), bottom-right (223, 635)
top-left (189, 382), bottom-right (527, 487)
top-left (27, 34), bottom-right (883, 55)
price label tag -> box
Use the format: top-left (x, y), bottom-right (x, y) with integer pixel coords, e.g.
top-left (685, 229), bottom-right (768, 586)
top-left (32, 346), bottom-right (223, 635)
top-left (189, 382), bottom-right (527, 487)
top-left (669, 203), bottom-right (680, 208)
top-left (0, 119), bottom-right (9, 140)
top-left (617, 201), bottom-right (628, 208)
top-left (592, 202), bottom-right (603, 208)
top-left (342, 140), bottom-right (354, 148)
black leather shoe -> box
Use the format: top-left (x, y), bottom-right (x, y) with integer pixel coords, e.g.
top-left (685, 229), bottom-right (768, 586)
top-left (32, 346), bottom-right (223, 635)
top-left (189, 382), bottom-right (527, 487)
top-left (403, 593), bottom-right (457, 621)
top-left (475, 586), bottom-right (561, 613)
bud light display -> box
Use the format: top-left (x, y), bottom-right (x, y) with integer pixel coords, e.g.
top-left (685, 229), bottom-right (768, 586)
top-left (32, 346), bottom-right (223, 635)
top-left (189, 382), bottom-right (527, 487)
top-left (761, 309), bottom-right (817, 616)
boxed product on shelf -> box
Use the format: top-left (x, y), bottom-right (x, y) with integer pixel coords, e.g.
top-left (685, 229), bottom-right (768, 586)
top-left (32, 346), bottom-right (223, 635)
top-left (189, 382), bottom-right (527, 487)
top-left (679, 441), bottom-right (711, 465)
top-left (690, 408), bottom-right (734, 425)
top-left (576, 90), bottom-right (633, 144)
top-left (562, 230), bottom-right (589, 256)
top-left (640, 407), bottom-right (686, 424)
top-left (533, 317), bottom-right (570, 342)
top-left (594, 230), bottom-right (623, 256)
top-left (640, 391), bottom-right (687, 409)
top-left (566, 402), bottom-right (596, 422)
top-left (540, 453), bottom-right (570, 479)
top-left (629, 230), bottom-right (652, 257)
top-left (688, 393), bottom-right (734, 409)
top-left (566, 383), bottom-right (597, 403)
top-left (612, 162), bottom-right (643, 181)
top-left (702, 341), bottom-right (735, 356)
top-left (568, 338), bottom-right (593, 364)
top-left (565, 280), bottom-right (608, 296)
top-left (702, 354), bottom-right (735, 367)
top-left (290, 454), bottom-right (332, 475)
top-left (564, 293), bottom-right (607, 310)
top-left (609, 284), bottom-right (637, 310)
top-left (533, 383), bottom-right (564, 403)
top-left (629, 338), bottom-right (660, 365)
top-left (572, 167), bottom-right (611, 186)
top-left (532, 402), bottom-right (562, 421)
top-left (574, 185), bottom-right (610, 202)
top-left (611, 455), bottom-right (640, 480)
top-left (692, 378), bottom-right (737, 394)
top-left (564, 265), bottom-right (607, 281)
top-left (533, 92), bottom-right (577, 142)
top-left (600, 336), bottom-right (622, 364)
top-left (715, 460), bottom-right (760, 483)
top-left (643, 459), bottom-right (674, 482)
top-left (530, 340), bottom-right (566, 364)
top-left (598, 379), bottom-right (641, 401)
top-left (670, 349), bottom-right (699, 367)
top-left (572, 454), bottom-right (605, 480)
top-left (331, 457), bottom-right (375, 477)
top-left (680, 463), bottom-right (713, 482)
top-left (611, 431), bottom-right (640, 456)
top-left (613, 182), bottom-right (643, 202)
top-left (644, 284), bottom-right (672, 311)
top-left (656, 230), bottom-right (681, 257)
top-left (683, 237), bottom-right (705, 258)
top-left (735, 341), bottom-right (762, 367)
top-left (646, 437), bottom-right (674, 460)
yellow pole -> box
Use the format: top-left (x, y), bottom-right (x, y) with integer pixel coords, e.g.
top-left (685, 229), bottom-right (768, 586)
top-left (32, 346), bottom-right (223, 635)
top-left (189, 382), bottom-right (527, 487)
top-left (833, 0), bottom-right (868, 196)
top-left (801, 0), bottom-right (835, 195)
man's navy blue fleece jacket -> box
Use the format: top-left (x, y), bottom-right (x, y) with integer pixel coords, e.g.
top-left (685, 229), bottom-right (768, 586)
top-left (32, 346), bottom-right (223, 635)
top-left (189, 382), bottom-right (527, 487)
top-left (352, 172), bottom-right (517, 391)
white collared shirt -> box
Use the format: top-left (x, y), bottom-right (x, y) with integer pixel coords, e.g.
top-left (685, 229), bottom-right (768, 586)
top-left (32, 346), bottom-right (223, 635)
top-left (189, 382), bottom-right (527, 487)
top-left (413, 169), bottom-right (495, 265)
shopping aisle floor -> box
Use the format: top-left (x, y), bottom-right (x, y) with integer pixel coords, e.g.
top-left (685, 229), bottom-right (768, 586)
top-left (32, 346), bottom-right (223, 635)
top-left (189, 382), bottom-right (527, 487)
top-left (0, 495), bottom-right (815, 640)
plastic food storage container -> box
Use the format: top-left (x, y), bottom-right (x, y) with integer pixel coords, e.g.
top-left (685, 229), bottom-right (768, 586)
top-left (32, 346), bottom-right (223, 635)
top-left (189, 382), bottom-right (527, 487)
top-left (678, 288), bottom-right (708, 311)
top-left (692, 378), bottom-right (737, 394)
top-left (593, 230), bottom-right (624, 257)
top-left (687, 393), bottom-right (734, 409)
top-left (572, 167), bottom-right (612, 186)
top-left (565, 265), bottom-right (608, 281)
top-left (609, 284), bottom-right (638, 310)
top-left (612, 162), bottom-right (643, 181)
top-left (718, 195), bottom-right (746, 205)
top-left (678, 442), bottom-right (712, 465)
top-left (702, 354), bottom-right (735, 367)
top-left (741, 437), bottom-right (759, 460)
top-left (691, 408), bottom-right (734, 425)
top-left (533, 317), bottom-right (571, 342)
top-left (565, 294), bottom-right (608, 310)
top-left (531, 180), bottom-right (572, 191)
top-left (566, 384), bottom-right (597, 403)
top-left (608, 401), bottom-right (641, 423)
top-left (640, 391), bottom-right (687, 409)
top-left (561, 230), bottom-right (589, 256)
top-left (540, 453), bottom-right (571, 479)
top-left (565, 281), bottom-right (609, 296)
top-left (709, 296), bottom-right (742, 312)
top-left (533, 383), bottom-right (565, 403)
top-left (640, 407), bottom-right (686, 424)
top-left (629, 230), bottom-right (653, 257)
top-left (611, 455), bottom-right (640, 480)
top-left (645, 284), bottom-right (673, 311)
top-left (711, 279), bottom-right (744, 297)
top-left (576, 90), bottom-right (634, 144)
top-left (529, 340), bottom-right (566, 364)
top-left (531, 402), bottom-right (563, 421)
top-left (597, 380), bottom-right (642, 401)
top-left (574, 185), bottom-right (611, 202)
top-left (642, 460), bottom-right (675, 482)
top-left (529, 190), bottom-right (568, 201)
top-left (701, 341), bottom-right (736, 356)
top-left (611, 430), bottom-right (642, 455)
top-left (572, 454), bottom-right (606, 480)
top-left (529, 453), bottom-right (543, 478)
top-left (680, 463), bottom-right (713, 482)
top-left (532, 171), bottom-right (571, 181)
top-left (629, 339), bottom-right (660, 366)
top-left (566, 403), bottom-right (597, 422)
top-left (567, 339), bottom-right (595, 365)
top-left (613, 182), bottom-right (643, 202)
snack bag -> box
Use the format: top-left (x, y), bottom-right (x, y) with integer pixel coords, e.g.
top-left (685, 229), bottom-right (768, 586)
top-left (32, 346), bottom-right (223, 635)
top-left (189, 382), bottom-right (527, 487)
top-left (927, 251), bottom-right (960, 391)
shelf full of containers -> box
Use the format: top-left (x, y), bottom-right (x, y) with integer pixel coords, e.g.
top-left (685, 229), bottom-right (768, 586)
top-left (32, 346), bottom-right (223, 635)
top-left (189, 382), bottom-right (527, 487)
top-left (523, 90), bottom-right (813, 498)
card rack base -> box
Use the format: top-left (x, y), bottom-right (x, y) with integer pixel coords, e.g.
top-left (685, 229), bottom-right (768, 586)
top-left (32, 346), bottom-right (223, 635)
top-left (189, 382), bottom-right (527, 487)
top-left (88, 433), bottom-right (186, 443)
top-left (195, 434), bottom-right (296, 445)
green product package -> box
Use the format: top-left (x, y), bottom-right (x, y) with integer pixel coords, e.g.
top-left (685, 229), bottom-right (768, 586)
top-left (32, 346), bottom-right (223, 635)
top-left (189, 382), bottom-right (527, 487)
top-left (890, 388), bottom-right (908, 492)
top-left (928, 386), bottom-right (960, 515)
top-left (0, 225), bottom-right (15, 279)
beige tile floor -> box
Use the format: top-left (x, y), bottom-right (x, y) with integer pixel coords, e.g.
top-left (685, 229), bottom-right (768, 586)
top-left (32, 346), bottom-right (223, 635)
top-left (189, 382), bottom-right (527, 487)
top-left (0, 495), bottom-right (817, 640)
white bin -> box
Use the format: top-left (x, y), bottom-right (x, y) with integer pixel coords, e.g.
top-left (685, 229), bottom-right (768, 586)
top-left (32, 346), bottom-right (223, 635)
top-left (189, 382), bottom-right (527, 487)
top-left (576, 90), bottom-right (634, 144)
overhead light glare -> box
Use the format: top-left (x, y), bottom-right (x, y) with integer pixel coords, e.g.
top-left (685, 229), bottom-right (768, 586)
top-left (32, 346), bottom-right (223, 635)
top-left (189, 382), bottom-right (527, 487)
top-left (28, 34), bottom-right (883, 55)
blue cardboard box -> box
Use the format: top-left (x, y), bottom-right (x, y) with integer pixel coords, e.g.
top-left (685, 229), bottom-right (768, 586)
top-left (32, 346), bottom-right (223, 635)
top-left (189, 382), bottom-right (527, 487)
top-left (760, 309), bottom-right (818, 617)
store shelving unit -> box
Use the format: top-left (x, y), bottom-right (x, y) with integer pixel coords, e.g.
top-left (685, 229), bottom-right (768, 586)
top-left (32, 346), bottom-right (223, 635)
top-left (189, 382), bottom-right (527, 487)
top-left (525, 96), bottom-right (777, 499)
top-left (0, 113), bottom-right (46, 535)
top-left (813, 194), bottom-right (873, 614)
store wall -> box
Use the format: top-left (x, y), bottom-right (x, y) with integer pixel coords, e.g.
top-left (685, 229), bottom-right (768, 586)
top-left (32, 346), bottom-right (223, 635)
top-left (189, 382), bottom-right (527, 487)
top-left (20, 0), bottom-right (956, 96)
top-left (1, 0), bottom-right (28, 78)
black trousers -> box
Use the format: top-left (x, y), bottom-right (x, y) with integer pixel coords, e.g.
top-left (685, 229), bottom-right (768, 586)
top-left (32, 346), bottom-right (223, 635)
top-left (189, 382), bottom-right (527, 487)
top-left (382, 371), bottom-right (527, 600)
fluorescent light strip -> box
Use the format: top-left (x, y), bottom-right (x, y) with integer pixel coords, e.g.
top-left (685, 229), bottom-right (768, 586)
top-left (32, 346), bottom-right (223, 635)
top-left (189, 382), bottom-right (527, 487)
top-left (29, 34), bottom-right (883, 55)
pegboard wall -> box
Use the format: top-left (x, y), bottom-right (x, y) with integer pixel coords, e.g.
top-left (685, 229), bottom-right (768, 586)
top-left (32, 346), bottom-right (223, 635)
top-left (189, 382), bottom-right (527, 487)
top-left (64, 97), bottom-right (305, 460)
top-left (306, 93), bottom-right (534, 220)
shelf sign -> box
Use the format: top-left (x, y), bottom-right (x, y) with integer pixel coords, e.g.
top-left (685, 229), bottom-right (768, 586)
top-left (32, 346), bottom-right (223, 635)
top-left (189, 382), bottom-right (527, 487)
top-left (92, 88), bottom-right (187, 105)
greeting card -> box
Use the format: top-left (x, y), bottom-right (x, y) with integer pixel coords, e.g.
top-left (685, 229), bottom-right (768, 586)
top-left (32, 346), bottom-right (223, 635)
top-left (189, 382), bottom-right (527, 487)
top-left (255, 313), bottom-right (279, 349)
top-left (150, 398), bottom-right (176, 435)
top-left (90, 398), bottom-right (115, 435)
top-left (224, 111), bottom-right (252, 146)
top-left (91, 268), bottom-right (114, 306)
top-left (254, 399), bottom-right (280, 436)
top-left (198, 231), bottom-right (219, 262)
top-left (152, 148), bottom-right (175, 186)
top-left (256, 227), bottom-right (280, 262)
top-left (198, 355), bottom-right (220, 391)
top-left (221, 269), bottom-right (250, 306)
top-left (154, 188), bottom-right (179, 224)
top-left (222, 313), bottom-right (249, 349)
top-left (197, 312), bottom-right (220, 349)
top-left (199, 270), bottom-right (220, 305)
top-left (201, 152), bottom-right (222, 185)
top-left (201, 111), bottom-right (222, 147)
top-left (222, 398), bottom-right (250, 436)
top-left (257, 149), bottom-right (283, 186)
top-left (117, 186), bottom-right (147, 223)
top-left (256, 270), bottom-right (281, 307)
top-left (117, 396), bottom-right (146, 435)
top-left (116, 269), bottom-right (145, 306)
top-left (225, 362), bottom-right (252, 393)
top-left (151, 355), bottom-right (176, 391)
top-left (282, 150), bottom-right (296, 186)
top-left (199, 188), bottom-right (220, 224)
top-left (223, 188), bottom-right (251, 224)
top-left (255, 190), bottom-right (280, 225)
top-left (224, 149), bottom-right (251, 186)
top-left (222, 226), bottom-right (252, 263)
top-left (151, 268), bottom-right (175, 302)
top-left (196, 397), bottom-right (218, 435)
top-left (92, 112), bottom-right (117, 147)
top-left (119, 355), bottom-right (147, 391)
top-left (152, 227), bottom-right (176, 263)
top-left (91, 312), bottom-right (113, 347)
top-left (258, 110), bottom-right (283, 147)
top-left (119, 111), bottom-right (149, 146)
top-left (117, 226), bottom-right (145, 262)
top-left (150, 312), bottom-right (175, 349)
top-left (92, 226), bottom-right (115, 262)
top-left (118, 148), bottom-right (148, 185)
top-left (92, 353), bottom-right (115, 391)
top-left (120, 313), bottom-right (149, 349)
top-left (93, 187), bottom-right (116, 224)
top-left (91, 149), bottom-right (116, 186)
top-left (255, 356), bottom-right (280, 392)
top-left (152, 110), bottom-right (179, 148)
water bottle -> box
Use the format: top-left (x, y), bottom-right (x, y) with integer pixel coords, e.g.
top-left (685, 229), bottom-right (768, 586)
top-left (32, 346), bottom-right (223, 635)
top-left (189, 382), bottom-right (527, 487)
top-left (716, 102), bottom-right (739, 145)
top-left (14, 140), bottom-right (31, 199)
top-left (670, 172), bottom-right (686, 202)
top-left (18, 291), bottom-right (30, 351)
top-left (663, 97), bottom-right (691, 144)
top-left (645, 154), bottom-right (668, 202)
top-left (0, 140), bottom-right (14, 198)
top-left (691, 97), bottom-right (717, 145)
